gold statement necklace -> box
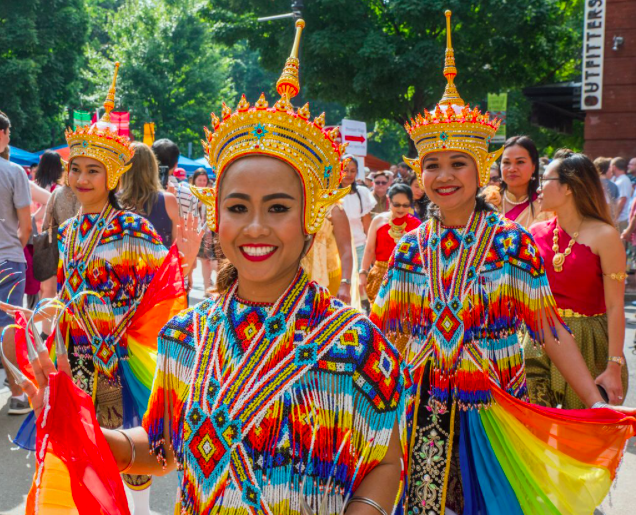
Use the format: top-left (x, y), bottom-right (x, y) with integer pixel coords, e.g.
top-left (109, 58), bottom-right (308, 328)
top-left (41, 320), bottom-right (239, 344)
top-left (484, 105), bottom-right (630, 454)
top-left (552, 220), bottom-right (584, 272)
top-left (388, 216), bottom-right (408, 243)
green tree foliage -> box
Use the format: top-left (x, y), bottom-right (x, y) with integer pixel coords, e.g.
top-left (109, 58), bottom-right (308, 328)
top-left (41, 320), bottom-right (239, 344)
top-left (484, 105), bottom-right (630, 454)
top-left (0, 0), bottom-right (88, 150)
top-left (207, 0), bottom-right (584, 157)
top-left (81, 0), bottom-right (234, 153)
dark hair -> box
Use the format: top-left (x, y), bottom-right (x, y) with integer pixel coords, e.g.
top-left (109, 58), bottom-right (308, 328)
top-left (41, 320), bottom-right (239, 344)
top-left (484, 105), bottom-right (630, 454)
top-left (152, 138), bottom-right (180, 169)
top-left (190, 168), bottom-right (209, 186)
top-left (552, 149), bottom-right (613, 226)
top-left (397, 162), bottom-right (410, 170)
top-left (388, 183), bottom-right (413, 203)
top-left (611, 157), bottom-right (627, 172)
top-left (500, 135), bottom-right (540, 215)
top-left (593, 156), bottom-right (611, 176)
top-left (108, 189), bottom-right (121, 210)
top-left (35, 150), bottom-right (64, 188)
top-left (0, 111), bottom-right (10, 132)
top-left (407, 174), bottom-right (430, 219)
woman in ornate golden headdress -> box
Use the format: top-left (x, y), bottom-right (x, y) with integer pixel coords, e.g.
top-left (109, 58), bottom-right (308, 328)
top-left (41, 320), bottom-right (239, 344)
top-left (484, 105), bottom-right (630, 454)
top-left (1, 64), bottom-right (199, 513)
top-left (14, 22), bottom-right (405, 515)
top-left (371, 11), bottom-right (636, 515)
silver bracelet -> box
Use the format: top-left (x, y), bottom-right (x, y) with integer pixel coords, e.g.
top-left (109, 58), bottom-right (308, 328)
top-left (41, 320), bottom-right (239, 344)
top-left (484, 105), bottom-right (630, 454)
top-left (345, 496), bottom-right (388, 515)
top-left (115, 429), bottom-right (136, 473)
top-left (591, 401), bottom-right (611, 409)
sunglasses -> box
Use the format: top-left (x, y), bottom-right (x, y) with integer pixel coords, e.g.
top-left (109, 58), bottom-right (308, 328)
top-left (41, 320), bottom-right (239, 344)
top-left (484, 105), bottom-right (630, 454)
top-left (374, 180), bottom-right (388, 186)
top-left (391, 202), bottom-right (411, 209)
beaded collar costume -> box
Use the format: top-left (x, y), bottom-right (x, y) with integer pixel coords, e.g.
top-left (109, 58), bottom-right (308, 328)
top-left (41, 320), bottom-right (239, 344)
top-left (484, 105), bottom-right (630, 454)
top-left (65, 62), bottom-right (134, 190)
top-left (191, 20), bottom-right (349, 235)
top-left (142, 270), bottom-right (404, 514)
top-left (403, 11), bottom-right (502, 188)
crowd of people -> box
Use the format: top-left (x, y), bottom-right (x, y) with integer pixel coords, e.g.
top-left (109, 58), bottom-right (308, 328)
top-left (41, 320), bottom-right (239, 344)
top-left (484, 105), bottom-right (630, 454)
top-left (0, 12), bottom-right (635, 515)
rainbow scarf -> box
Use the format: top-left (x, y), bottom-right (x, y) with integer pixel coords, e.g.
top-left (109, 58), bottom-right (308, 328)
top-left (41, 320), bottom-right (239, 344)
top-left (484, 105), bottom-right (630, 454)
top-left (459, 385), bottom-right (636, 514)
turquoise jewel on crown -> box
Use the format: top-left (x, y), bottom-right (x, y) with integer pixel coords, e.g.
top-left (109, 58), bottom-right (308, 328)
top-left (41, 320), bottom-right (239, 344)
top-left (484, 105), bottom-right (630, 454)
top-left (439, 131), bottom-right (449, 142)
top-left (251, 123), bottom-right (268, 142)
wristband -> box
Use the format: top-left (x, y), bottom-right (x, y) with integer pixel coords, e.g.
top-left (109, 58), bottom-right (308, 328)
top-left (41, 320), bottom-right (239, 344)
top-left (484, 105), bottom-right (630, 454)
top-left (358, 269), bottom-right (369, 275)
top-left (340, 278), bottom-right (351, 285)
top-left (608, 355), bottom-right (626, 366)
top-left (591, 402), bottom-right (611, 409)
top-left (346, 497), bottom-right (388, 515)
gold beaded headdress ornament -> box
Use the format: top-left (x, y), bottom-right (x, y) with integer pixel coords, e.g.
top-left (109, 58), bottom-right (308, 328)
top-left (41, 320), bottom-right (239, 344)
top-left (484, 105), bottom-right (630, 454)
top-left (65, 62), bottom-right (134, 190)
top-left (191, 20), bottom-right (350, 234)
top-left (404, 11), bottom-right (503, 188)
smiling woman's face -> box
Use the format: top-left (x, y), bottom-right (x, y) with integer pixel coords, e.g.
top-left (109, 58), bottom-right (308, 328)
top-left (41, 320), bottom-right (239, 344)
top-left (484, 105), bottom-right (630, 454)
top-left (217, 156), bottom-right (306, 290)
top-left (68, 156), bottom-right (109, 211)
top-left (421, 151), bottom-right (478, 215)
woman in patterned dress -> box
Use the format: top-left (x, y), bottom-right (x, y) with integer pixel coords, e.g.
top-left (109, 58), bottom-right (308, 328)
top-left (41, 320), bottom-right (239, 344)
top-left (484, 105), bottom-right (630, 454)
top-left (2, 64), bottom-right (198, 514)
top-left (14, 22), bottom-right (406, 515)
top-left (372, 11), bottom-right (636, 515)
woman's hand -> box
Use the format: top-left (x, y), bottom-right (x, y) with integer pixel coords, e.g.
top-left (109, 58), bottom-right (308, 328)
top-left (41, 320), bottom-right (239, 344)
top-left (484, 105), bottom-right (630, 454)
top-left (336, 283), bottom-right (351, 305)
top-left (0, 301), bottom-right (33, 321)
top-left (1, 328), bottom-right (71, 420)
top-left (595, 364), bottom-right (624, 405)
top-left (175, 213), bottom-right (204, 275)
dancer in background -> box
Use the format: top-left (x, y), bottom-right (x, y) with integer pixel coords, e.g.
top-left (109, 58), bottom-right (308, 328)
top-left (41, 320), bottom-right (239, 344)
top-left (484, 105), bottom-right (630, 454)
top-left (373, 11), bottom-right (636, 515)
top-left (9, 22), bottom-right (405, 515)
top-left (1, 64), bottom-right (197, 514)
top-left (524, 149), bottom-right (628, 409)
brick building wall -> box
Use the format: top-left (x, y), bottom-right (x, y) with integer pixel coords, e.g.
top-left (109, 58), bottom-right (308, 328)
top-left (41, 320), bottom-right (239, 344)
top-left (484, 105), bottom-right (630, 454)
top-left (583, 0), bottom-right (636, 159)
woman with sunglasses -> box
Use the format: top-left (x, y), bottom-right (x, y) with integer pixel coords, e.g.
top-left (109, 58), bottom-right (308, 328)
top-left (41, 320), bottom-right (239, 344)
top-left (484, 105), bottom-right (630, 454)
top-left (370, 171), bottom-right (391, 216)
top-left (524, 149), bottom-right (628, 409)
top-left (360, 183), bottom-right (420, 304)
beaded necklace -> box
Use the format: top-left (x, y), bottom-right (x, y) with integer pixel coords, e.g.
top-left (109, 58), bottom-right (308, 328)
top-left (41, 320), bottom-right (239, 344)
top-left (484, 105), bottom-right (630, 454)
top-left (411, 210), bottom-right (499, 405)
top-left (181, 270), bottom-right (364, 513)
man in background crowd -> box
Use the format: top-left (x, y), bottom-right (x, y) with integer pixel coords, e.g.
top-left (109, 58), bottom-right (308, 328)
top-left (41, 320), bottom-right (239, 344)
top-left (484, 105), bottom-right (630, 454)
top-left (393, 162), bottom-right (413, 184)
top-left (595, 157), bottom-right (620, 223)
top-left (370, 171), bottom-right (390, 216)
top-left (0, 111), bottom-right (33, 415)
top-left (152, 138), bottom-right (198, 218)
top-left (611, 157), bottom-right (633, 236)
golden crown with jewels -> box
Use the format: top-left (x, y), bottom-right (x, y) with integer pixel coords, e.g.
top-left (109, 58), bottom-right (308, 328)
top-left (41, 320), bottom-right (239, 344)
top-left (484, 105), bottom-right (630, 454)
top-left (191, 20), bottom-right (350, 234)
top-left (65, 62), bottom-right (134, 191)
top-left (404, 11), bottom-right (502, 188)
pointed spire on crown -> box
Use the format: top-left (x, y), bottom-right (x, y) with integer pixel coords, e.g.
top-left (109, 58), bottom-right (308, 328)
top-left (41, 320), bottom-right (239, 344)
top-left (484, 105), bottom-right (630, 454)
top-left (439, 11), bottom-right (465, 107)
top-left (102, 62), bottom-right (120, 122)
top-left (276, 19), bottom-right (305, 99)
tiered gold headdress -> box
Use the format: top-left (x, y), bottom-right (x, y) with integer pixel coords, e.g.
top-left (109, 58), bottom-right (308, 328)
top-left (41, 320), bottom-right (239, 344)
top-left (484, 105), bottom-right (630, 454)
top-left (65, 62), bottom-right (134, 190)
top-left (192, 20), bottom-right (349, 234)
top-left (404, 11), bottom-right (502, 188)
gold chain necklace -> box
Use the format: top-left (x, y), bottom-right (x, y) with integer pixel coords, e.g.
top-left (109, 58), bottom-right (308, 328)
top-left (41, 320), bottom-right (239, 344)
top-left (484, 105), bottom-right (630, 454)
top-left (552, 220), bottom-right (584, 272)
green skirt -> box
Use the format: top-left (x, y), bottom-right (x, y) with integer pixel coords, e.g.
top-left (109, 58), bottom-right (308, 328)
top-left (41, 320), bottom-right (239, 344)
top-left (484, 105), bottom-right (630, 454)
top-left (522, 313), bottom-right (629, 409)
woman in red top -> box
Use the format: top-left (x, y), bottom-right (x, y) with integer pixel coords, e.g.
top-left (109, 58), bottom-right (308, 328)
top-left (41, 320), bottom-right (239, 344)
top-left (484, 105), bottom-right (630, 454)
top-left (360, 183), bottom-right (420, 303)
top-left (524, 149), bottom-right (628, 408)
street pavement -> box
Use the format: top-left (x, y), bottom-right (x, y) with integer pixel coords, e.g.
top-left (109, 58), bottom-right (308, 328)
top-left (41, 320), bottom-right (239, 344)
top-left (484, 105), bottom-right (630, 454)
top-left (1, 266), bottom-right (636, 514)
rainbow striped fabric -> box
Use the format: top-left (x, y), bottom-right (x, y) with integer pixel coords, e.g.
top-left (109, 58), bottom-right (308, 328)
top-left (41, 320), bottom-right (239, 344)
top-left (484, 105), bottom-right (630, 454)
top-left (57, 210), bottom-right (184, 427)
top-left (143, 270), bottom-right (405, 514)
top-left (371, 212), bottom-right (636, 515)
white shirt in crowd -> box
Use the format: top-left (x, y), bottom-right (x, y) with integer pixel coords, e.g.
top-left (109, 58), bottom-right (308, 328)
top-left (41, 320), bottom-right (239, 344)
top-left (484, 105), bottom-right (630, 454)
top-left (612, 174), bottom-right (633, 223)
top-left (341, 186), bottom-right (376, 247)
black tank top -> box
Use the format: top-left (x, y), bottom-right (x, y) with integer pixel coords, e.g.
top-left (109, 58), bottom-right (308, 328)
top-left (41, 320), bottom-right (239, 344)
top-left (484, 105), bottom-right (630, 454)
top-left (145, 191), bottom-right (172, 248)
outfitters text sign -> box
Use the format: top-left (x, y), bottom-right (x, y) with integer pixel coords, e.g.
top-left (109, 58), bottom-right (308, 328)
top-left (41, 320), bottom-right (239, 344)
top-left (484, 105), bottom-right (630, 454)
top-left (581, 0), bottom-right (607, 110)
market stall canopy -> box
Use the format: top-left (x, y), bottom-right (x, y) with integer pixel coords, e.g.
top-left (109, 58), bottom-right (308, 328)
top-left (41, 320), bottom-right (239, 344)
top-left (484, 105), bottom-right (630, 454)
top-left (8, 146), bottom-right (40, 167)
